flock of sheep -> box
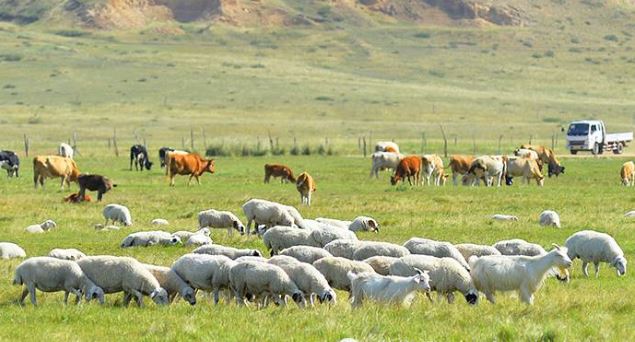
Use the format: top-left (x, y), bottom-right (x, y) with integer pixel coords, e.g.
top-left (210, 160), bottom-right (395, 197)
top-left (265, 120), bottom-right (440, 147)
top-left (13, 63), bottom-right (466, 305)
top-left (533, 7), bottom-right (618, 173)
top-left (1, 195), bottom-right (627, 308)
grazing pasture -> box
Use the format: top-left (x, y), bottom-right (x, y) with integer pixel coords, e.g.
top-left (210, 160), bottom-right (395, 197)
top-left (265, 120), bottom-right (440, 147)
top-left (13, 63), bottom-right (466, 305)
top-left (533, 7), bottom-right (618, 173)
top-left (0, 154), bottom-right (633, 340)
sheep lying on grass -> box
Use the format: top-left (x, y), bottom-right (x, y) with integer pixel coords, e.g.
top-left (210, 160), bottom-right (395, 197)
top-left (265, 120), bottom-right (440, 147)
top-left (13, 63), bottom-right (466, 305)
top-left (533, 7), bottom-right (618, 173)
top-left (0, 242), bottom-right (26, 259)
top-left (25, 219), bottom-right (56, 234)
top-left (120, 231), bottom-right (181, 248)
top-left (48, 248), bottom-right (86, 261)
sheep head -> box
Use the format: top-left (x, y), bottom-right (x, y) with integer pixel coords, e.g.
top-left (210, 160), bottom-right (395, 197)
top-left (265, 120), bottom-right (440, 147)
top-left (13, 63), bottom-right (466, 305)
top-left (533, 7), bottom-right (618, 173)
top-left (612, 256), bottom-right (627, 276)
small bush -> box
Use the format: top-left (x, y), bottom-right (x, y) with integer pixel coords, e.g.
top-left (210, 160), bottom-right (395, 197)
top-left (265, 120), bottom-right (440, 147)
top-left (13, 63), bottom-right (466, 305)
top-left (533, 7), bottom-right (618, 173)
top-left (315, 96), bottom-right (334, 101)
top-left (532, 52), bottom-right (543, 59)
top-left (0, 54), bottom-right (22, 62)
top-left (414, 32), bottom-right (431, 39)
top-left (290, 145), bottom-right (300, 156)
top-left (27, 115), bottom-right (42, 124)
top-left (570, 37), bottom-right (580, 44)
top-left (301, 145), bottom-right (311, 155)
top-left (206, 144), bottom-right (231, 157)
top-left (54, 30), bottom-right (89, 38)
top-left (604, 34), bottom-right (618, 42)
top-left (544, 50), bottom-right (555, 57)
top-left (542, 117), bottom-right (560, 123)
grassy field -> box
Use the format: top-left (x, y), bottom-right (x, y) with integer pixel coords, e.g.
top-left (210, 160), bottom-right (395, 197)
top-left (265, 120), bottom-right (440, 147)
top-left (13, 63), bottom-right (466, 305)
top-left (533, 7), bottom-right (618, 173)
top-left (0, 154), bottom-right (633, 341)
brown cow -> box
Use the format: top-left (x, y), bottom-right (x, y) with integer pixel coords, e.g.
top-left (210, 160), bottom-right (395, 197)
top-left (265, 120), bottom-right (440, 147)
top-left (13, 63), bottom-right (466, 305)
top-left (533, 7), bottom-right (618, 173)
top-left (448, 155), bottom-right (475, 186)
top-left (64, 193), bottom-right (92, 203)
top-left (167, 153), bottom-right (215, 186)
top-left (520, 144), bottom-right (565, 177)
top-left (264, 164), bottom-right (296, 183)
top-left (390, 156), bottom-right (421, 186)
top-left (296, 172), bottom-right (316, 206)
top-left (33, 156), bottom-right (80, 189)
top-left (78, 174), bottom-right (116, 201)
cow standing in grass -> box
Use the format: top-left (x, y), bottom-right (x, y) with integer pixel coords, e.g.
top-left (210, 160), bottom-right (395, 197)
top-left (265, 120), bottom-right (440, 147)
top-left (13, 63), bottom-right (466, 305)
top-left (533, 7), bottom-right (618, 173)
top-left (296, 172), bottom-right (316, 206)
top-left (264, 164), bottom-right (296, 183)
top-left (391, 156), bottom-right (422, 186)
top-left (130, 145), bottom-right (153, 171)
top-left (0, 150), bottom-right (19, 177)
top-left (167, 153), bottom-right (215, 186)
top-left (33, 156), bottom-right (80, 189)
top-left (78, 174), bottom-right (116, 201)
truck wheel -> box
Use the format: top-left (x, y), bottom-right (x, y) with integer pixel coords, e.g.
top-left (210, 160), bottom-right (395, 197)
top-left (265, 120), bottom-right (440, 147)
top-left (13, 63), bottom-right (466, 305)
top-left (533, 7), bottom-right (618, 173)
top-left (614, 143), bottom-right (624, 155)
top-left (592, 143), bottom-right (600, 155)
top-left (570, 150), bottom-right (578, 155)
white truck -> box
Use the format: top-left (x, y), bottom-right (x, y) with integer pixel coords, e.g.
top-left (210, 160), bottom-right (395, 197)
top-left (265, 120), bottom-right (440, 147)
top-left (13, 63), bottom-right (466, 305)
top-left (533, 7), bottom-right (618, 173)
top-left (566, 120), bottom-right (633, 155)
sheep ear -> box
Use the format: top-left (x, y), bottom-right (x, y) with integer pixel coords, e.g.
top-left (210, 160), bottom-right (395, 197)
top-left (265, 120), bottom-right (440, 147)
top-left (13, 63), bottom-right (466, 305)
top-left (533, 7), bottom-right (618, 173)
top-left (552, 243), bottom-right (561, 250)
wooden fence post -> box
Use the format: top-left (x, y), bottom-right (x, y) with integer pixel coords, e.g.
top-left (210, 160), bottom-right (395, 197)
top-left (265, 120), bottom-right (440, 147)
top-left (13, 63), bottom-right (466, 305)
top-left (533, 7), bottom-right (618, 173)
top-left (113, 128), bottom-right (119, 157)
top-left (190, 128), bottom-right (195, 151)
top-left (23, 134), bottom-right (29, 157)
top-left (498, 135), bottom-right (503, 155)
top-left (362, 137), bottom-right (367, 157)
top-left (439, 125), bottom-right (448, 158)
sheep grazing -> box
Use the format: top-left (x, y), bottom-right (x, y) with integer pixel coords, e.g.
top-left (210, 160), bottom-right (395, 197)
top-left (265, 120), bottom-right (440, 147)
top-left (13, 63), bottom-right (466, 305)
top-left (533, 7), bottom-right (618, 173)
top-left (77, 255), bottom-right (169, 307)
top-left (0, 242), bottom-right (26, 259)
top-left (25, 219), bottom-right (57, 234)
top-left (185, 234), bottom-right (212, 246)
top-left (171, 228), bottom-right (211, 241)
top-left (390, 255), bottom-right (478, 305)
top-left (198, 209), bottom-right (245, 235)
top-left (229, 260), bottom-right (306, 308)
top-left (454, 243), bottom-right (501, 261)
top-left (48, 248), bottom-right (86, 261)
top-left (309, 225), bottom-right (358, 247)
top-left (624, 211), bottom-right (635, 218)
top-left (565, 230), bottom-right (627, 277)
top-left (242, 199), bottom-right (296, 235)
top-left (469, 245), bottom-right (572, 305)
top-left (192, 244), bottom-right (263, 260)
top-left (347, 269), bottom-right (430, 308)
top-left (363, 256), bottom-right (399, 275)
top-left (403, 238), bottom-right (470, 270)
top-left (312, 257), bottom-right (376, 293)
top-left (94, 224), bottom-right (120, 231)
top-left (120, 231), bottom-right (182, 248)
top-left (172, 254), bottom-right (236, 305)
top-left (352, 241), bottom-right (410, 261)
top-left (268, 256), bottom-right (336, 306)
top-left (314, 216), bottom-right (381, 233)
top-left (262, 226), bottom-right (318, 256)
top-left (143, 264), bottom-right (196, 305)
top-left (324, 239), bottom-right (363, 260)
top-left (279, 246), bottom-right (333, 264)
top-left (493, 239), bottom-right (546, 256)
top-left (151, 218), bottom-right (169, 226)
top-left (491, 214), bottom-right (519, 222)
top-left (13, 257), bottom-right (104, 306)
top-left (103, 204), bottom-right (132, 226)
top-left (539, 210), bottom-right (561, 228)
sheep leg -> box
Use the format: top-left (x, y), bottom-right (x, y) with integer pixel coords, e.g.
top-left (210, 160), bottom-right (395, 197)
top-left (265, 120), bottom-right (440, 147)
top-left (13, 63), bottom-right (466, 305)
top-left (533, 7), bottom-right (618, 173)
top-left (519, 285), bottom-right (533, 305)
top-left (582, 261), bottom-right (590, 277)
top-left (28, 283), bottom-right (37, 306)
top-left (64, 291), bottom-right (70, 305)
top-left (446, 292), bottom-right (455, 304)
top-left (425, 292), bottom-right (434, 303)
top-left (213, 289), bottom-right (220, 305)
top-left (594, 262), bottom-right (600, 278)
top-left (484, 292), bottom-right (496, 304)
top-left (123, 293), bottom-right (132, 307)
top-left (131, 290), bottom-right (144, 307)
top-left (19, 287), bottom-right (29, 305)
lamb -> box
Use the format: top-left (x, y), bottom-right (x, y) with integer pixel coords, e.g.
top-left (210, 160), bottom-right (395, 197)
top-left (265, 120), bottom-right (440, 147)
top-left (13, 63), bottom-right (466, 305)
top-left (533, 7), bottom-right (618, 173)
top-left (171, 228), bottom-right (211, 241)
top-left (229, 260), bottom-right (306, 308)
top-left (403, 237), bottom-right (470, 270)
top-left (493, 239), bottom-right (546, 256)
top-left (103, 204), bottom-right (132, 226)
top-left (0, 242), bottom-right (26, 259)
top-left (94, 224), bottom-right (120, 231)
top-left (172, 253), bottom-right (236, 304)
top-left (309, 225), bottom-right (358, 247)
top-left (262, 226), bottom-right (319, 256)
top-left (324, 239), bottom-right (363, 259)
top-left (242, 199), bottom-right (296, 235)
top-left (268, 255), bottom-right (336, 305)
top-left (77, 255), bottom-right (169, 306)
top-left (198, 209), bottom-right (246, 235)
top-left (389, 255), bottom-right (478, 304)
top-left (539, 210), bottom-right (561, 228)
top-left (315, 216), bottom-right (380, 233)
top-left (352, 241), bottom-right (410, 261)
top-left (469, 245), bottom-right (572, 304)
top-left (363, 256), bottom-right (399, 275)
top-left (491, 214), bottom-right (519, 222)
top-left (48, 248), bottom-right (86, 261)
top-left (151, 218), bottom-right (169, 226)
top-left (564, 230), bottom-right (627, 277)
top-left (25, 219), bottom-right (57, 234)
top-left (454, 243), bottom-right (501, 261)
top-left (142, 264), bottom-right (196, 305)
top-left (120, 231), bottom-right (182, 248)
top-left (312, 257), bottom-right (376, 293)
top-left (14, 256), bottom-right (104, 306)
top-left (279, 246), bottom-right (333, 264)
top-left (186, 234), bottom-right (212, 246)
top-left (347, 269), bottom-right (430, 308)
top-left (193, 244), bottom-right (263, 260)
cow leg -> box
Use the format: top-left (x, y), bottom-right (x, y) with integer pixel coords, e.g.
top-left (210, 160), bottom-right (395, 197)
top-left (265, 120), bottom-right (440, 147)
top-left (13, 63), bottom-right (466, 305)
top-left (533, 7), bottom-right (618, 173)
top-left (169, 175), bottom-right (175, 187)
top-left (97, 191), bottom-right (103, 202)
top-left (129, 157), bottom-right (133, 171)
top-left (60, 176), bottom-right (66, 190)
top-left (264, 174), bottom-right (269, 183)
top-left (196, 175), bottom-right (201, 185)
top-left (33, 173), bottom-right (39, 189)
top-left (307, 192), bottom-right (311, 206)
top-left (78, 186), bottom-right (86, 202)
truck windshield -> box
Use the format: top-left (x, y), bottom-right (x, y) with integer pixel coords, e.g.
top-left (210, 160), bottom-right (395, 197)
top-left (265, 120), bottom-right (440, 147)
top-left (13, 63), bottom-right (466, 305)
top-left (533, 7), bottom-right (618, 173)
top-left (567, 123), bottom-right (589, 136)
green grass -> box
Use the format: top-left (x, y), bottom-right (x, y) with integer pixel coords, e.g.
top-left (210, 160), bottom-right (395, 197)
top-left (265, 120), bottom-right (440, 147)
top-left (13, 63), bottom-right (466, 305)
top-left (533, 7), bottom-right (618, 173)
top-left (0, 155), bottom-right (633, 340)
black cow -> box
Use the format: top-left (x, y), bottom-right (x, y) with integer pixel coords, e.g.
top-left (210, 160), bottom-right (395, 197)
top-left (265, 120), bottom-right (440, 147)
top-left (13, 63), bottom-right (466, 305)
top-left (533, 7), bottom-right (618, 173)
top-left (78, 174), bottom-right (116, 201)
top-left (130, 145), bottom-right (153, 171)
top-left (158, 147), bottom-right (175, 168)
top-left (0, 150), bottom-right (19, 177)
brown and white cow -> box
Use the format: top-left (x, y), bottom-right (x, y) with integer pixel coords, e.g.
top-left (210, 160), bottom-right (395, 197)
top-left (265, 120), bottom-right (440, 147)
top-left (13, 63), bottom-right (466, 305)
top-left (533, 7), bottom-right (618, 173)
top-left (505, 157), bottom-right (544, 186)
top-left (167, 153), bottom-right (215, 186)
top-left (448, 155), bottom-right (475, 186)
top-left (390, 156), bottom-right (422, 186)
top-left (296, 172), bottom-right (316, 206)
top-left (78, 174), bottom-right (116, 201)
top-left (33, 156), bottom-right (80, 189)
top-left (520, 144), bottom-right (564, 177)
top-left (264, 164), bottom-right (296, 183)
top-left (620, 161), bottom-right (634, 186)
top-left (421, 154), bottom-right (445, 186)
top-left (375, 141), bottom-right (400, 154)
top-left (370, 152), bottom-right (402, 178)
top-left (465, 156), bottom-right (506, 187)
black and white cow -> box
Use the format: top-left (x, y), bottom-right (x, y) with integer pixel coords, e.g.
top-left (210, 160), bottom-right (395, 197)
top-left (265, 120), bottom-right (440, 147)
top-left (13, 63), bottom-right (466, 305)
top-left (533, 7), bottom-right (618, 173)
top-left (130, 145), bottom-right (153, 171)
top-left (0, 150), bottom-right (19, 177)
top-left (158, 147), bottom-right (175, 168)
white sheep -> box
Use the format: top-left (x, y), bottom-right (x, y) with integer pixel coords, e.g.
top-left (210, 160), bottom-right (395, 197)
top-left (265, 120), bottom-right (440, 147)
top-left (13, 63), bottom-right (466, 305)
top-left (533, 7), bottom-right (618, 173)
top-left (403, 237), bottom-right (470, 270)
top-left (309, 224), bottom-right (358, 247)
top-left (363, 256), bottom-right (399, 275)
top-left (77, 255), bottom-right (169, 306)
top-left (143, 264), bottom-right (196, 305)
top-left (390, 255), bottom-right (478, 305)
top-left (13, 256), bottom-right (104, 305)
top-left (234, 255), bottom-right (269, 263)
top-left (172, 253), bottom-right (236, 305)
top-left (315, 216), bottom-right (380, 233)
top-left (48, 248), bottom-right (86, 261)
top-left (192, 244), bottom-right (263, 259)
top-left (469, 245), bottom-right (572, 304)
top-left (198, 209), bottom-right (246, 235)
top-left (454, 243), bottom-right (501, 261)
top-left (269, 255), bottom-right (336, 305)
top-left (94, 224), bottom-right (120, 231)
top-left (347, 269), bottom-right (430, 308)
top-left (323, 239), bottom-right (363, 259)
top-left (229, 260), bottom-right (306, 308)
top-left (623, 210), bottom-right (635, 218)
top-left (491, 214), bottom-right (519, 221)
top-left (0, 242), bottom-right (26, 259)
top-left (171, 228), bottom-right (211, 241)
top-left (493, 239), bottom-right (546, 256)
top-left (120, 231), bottom-right (182, 248)
top-left (151, 218), bottom-right (169, 226)
top-left (186, 234), bottom-right (212, 246)
top-left (242, 199), bottom-right (296, 235)
top-left (279, 245), bottom-right (333, 264)
top-left (103, 204), bottom-right (132, 226)
top-left (539, 210), bottom-right (561, 228)
top-left (25, 219), bottom-right (57, 234)
top-left (283, 205), bottom-right (308, 229)
top-left (352, 241), bottom-right (410, 261)
top-left (564, 230), bottom-right (627, 277)
top-left (312, 257), bottom-right (376, 293)
top-left (262, 226), bottom-right (319, 256)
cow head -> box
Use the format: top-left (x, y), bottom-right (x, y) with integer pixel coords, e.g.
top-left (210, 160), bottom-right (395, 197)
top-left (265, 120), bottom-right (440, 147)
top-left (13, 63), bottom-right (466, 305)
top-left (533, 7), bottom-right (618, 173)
top-left (505, 176), bottom-right (514, 186)
top-left (204, 159), bottom-right (215, 174)
top-left (144, 160), bottom-right (153, 170)
top-left (390, 174), bottom-right (401, 185)
top-left (548, 162), bottom-right (565, 177)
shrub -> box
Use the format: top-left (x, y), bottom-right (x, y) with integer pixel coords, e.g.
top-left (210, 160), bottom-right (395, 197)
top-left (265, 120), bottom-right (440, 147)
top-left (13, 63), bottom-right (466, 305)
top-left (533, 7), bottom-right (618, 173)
top-left (54, 30), bottom-right (89, 38)
top-left (301, 145), bottom-right (311, 155)
top-left (604, 34), bottom-right (618, 42)
top-left (0, 54), bottom-right (22, 62)
top-left (414, 32), bottom-right (431, 39)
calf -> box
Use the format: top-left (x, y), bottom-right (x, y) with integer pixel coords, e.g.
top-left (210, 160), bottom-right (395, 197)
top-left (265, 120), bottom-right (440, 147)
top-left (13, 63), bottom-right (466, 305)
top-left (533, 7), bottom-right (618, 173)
top-left (448, 155), bottom-right (475, 186)
top-left (391, 156), bottom-right (422, 186)
top-left (296, 172), bottom-right (316, 206)
top-left (129, 145), bottom-right (153, 171)
top-left (64, 193), bottom-right (93, 203)
top-left (264, 164), bottom-right (296, 183)
top-left (167, 153), bottom-right (215, 186)
top-left (0, 150), bottom-right (19, 177)
top-left (621, 161), bottom-right (634, 186)
top-left (421, 154), bottom-right (445, 186)
top-left (78, 174), bottom-right (116, 201)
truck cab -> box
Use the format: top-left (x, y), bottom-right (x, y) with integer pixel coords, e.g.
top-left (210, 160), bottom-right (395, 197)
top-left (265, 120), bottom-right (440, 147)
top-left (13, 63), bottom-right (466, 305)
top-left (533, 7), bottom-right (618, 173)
top-left (566, 120), bottom-right (633, 155)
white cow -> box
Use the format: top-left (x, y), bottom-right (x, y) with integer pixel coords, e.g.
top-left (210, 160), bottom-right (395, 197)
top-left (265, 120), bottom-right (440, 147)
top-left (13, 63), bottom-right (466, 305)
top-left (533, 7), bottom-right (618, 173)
top-left (374, 141), bottom-right (400, 154)
top-left (370, 152), bottom-right (402, 178)
top-left (58, 143), bottom-right (74, 160)
top-left (421, 154), bottom-right (445, 186)
top-left (465, 156), bottom-right (506, 187)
